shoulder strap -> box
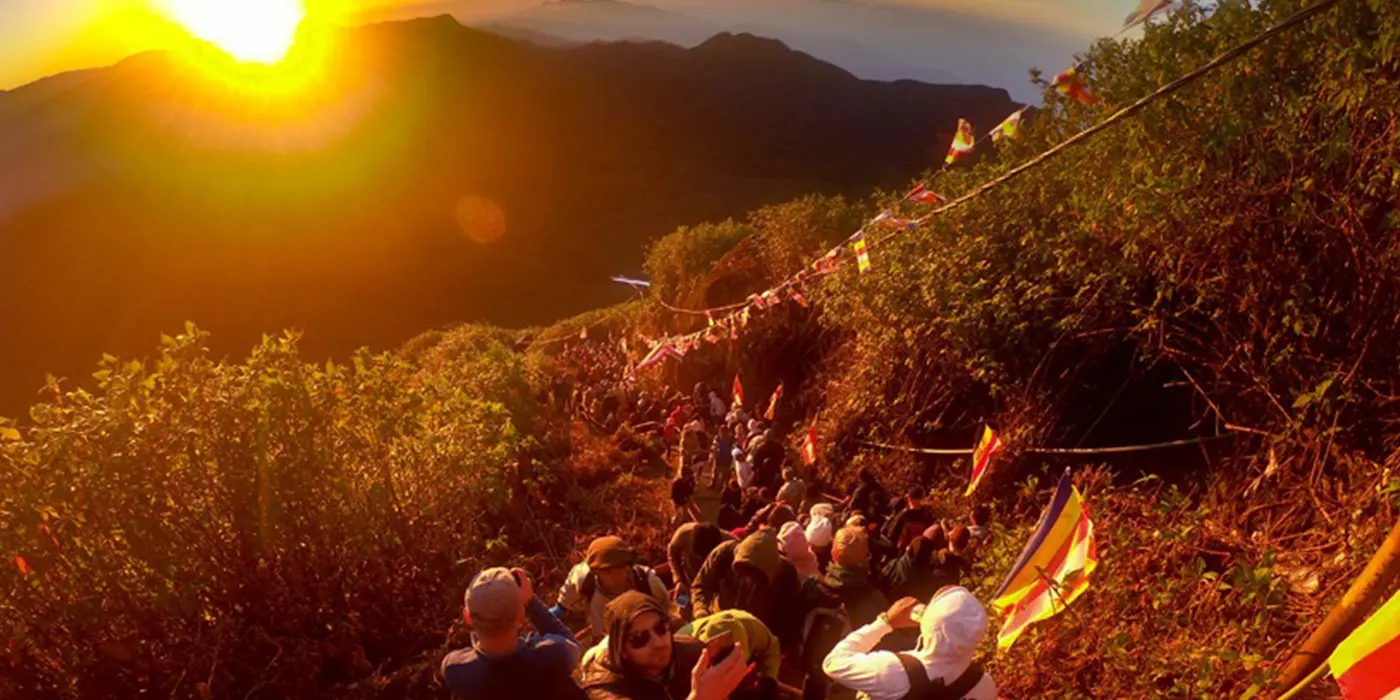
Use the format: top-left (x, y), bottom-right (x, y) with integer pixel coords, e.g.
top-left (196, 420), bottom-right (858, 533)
top-left (896, 653), bottom-right (931, 700)
top-left (580, 570), bottom-right (596, 601)
top-left (943, 662), bottom-right (985, 699)
top-left (631, 566), bottom-right (652, 595)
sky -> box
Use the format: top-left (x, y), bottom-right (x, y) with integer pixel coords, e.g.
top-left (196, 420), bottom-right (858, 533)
top-left (0, 0), bottom-right (1131, 91)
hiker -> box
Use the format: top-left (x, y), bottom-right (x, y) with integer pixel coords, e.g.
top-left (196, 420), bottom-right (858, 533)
top-left (738, 503), bottom-right (795, 540)
top-left (690, 530), bottom-right (805, 645)
top-left (880, 490), bottom-right (935, 554)
top-left (778, 521), bottom-right (821, 581)
top-left (580, 591), bottom-right (750, 700)
top-left (804, 503), bottom-right (836, 571)
top-left (944, 527), bottom-right (974, 583)
top-left (560, 537), bottom-right (673, 644)
top-left (711, 424), bottom-right (737, 489)
top-left (967, 506), bottom-right (991, 554)
top-left (776, 468), bottom-right (807, 510)
top-left (687, 609), bottom-right (782, 700)
top-left (709, 391), bottom-right (728, 421)
top-left (821, 588), bottom-right (998, 700)
top-left (752, 432), bottom-right (786, 490)
top-left (669, 523), bottom-right (735, 607)
top-left (848, 468), bottom-right (887, 521)
top-left (732, 448), bottom-right (755, 490)
top-left (442, 567), bottom-right (587, 699)
top-left (718, 480), bottom-right (747, 530)
top-left (881, 537), bottom-right (945, 605)
top-left (671, 468), bottom-right (702, 528)
top-left (813, 526), bottom-right (887, 629)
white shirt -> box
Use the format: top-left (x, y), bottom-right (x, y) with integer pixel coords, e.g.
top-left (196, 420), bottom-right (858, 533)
top-left (733, 451), bottom-right (755, 489)
top-left (823, 588), bottom-right (998, 700)
top-left (558, 562), bottom-right (672, 645)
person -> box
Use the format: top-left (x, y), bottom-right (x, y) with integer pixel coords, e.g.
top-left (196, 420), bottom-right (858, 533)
top-left (752, 432), bottom-right (786, 490)
top-left (690, 530), bottom-right (805, 645)
top-left (778, 521), bottom-right (821, 581)
top-left (812, 526), bottom-right (887, 629)
top-left (880, 490), bottom-right (935, 554)
top-left (718, 480), bottom-right (747, 531)
top-left (580, 592), bottom-right (750, 700)
top-left (881, 537), bottom-right (945, 605)
top-left (442, 567), bottom-right (586, 699)
top-left (738, 503), bottom-right (794, 540)
top-left (709, 391), bottom-right (728, 421)
top-left (671, 469), bottom-right (702, 528)
top-left (712, 425), bottom-right (737, 489)
top-left (967, 506), bottom-right (991, 553)
top-left (561, 537), bottom-right (673, 644)
top-left (687, 610), bottom-right (782, 700)
top-left (848, 468), bottom-right (886, 520)
top-left (944, 527), bottom-right (974, 583)
top-left (732, 448), bottom-right (755, 490)
top-left (805, 503), bottom-right (837, 570)
top-left (821, 589), bottom-right (998, 700)
top-left (776, 468), bottom-right (807, 510)
top-left (669, 523), bottom-right (734, 605)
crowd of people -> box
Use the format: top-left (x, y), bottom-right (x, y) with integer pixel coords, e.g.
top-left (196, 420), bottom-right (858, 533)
top-left (455, 358), bottom-right (1000, 700)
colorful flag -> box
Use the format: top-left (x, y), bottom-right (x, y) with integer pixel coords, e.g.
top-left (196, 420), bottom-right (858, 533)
top-left (1124, 0), bottom-right (1172, 29)
top-left (1053, 66), bottom-right (1100, 106)
top-left (966, 426), bottom-right (1004, 496)
top-left (788, 285), bottom-right (809, 308)
top-left (801, 417), bottom-right (818, 465)
top-left (733, 375), bottom-right (745, 407)
top-left (579, 326), bottom-right (589, 341)
top-left (852, 231), bottom-right (871, 274)
top-left (706, 311), bottom-right (716, 327)
top-left (908, 185), bottom-right (948, 206)
top-left (1329, 587), bottom-right (1400, 700)
top-left (740, 307), bottom-right (752, 327)
top-left (637, 342), bottom-right (680, 371)
top-left (945, 118), bottom-right (976, 165)
top-left (991, 109), bottom-right (1026, 142)
top-left (14, 554), bottom-right (30, 578)
top-left (992, 469), bottom-right (1098, 649)
top-left (813, 247), bottom-right (842, 274)
top-left (764, 383), bottom-right (784, 421)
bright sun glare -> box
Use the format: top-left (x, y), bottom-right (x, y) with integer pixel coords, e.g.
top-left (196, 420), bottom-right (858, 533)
top-left (161, 0), bottom-right (306, 64)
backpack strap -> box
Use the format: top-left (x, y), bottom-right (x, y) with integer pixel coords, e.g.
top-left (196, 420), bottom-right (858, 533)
top-left (580, 570), bottom-right (596, 601)
top-left (942, 663), bottom-right (985, 700)
top-left (896, 653), bottom-right (931, 700)
top-left (631, 566), bottom-right (653, 596)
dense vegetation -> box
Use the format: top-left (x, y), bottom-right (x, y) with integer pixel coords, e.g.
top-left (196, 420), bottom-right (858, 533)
top-left (6, 0), bottom-right (1400, 698)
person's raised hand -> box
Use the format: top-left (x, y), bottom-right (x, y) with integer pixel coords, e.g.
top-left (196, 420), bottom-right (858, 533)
top-left (689, 642), bottom-right (751, 700)
top-left (511, 567), bottom-right (535, 606)
top-left (884, 596), bottom-right (921, 630)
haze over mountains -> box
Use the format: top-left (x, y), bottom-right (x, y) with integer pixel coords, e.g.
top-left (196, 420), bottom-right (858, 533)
top-left (0, 15), bottom-right (1019, 419)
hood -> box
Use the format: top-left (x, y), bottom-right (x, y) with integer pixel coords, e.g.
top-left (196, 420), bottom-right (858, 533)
top-left (688, 611), bottom-right (753, 668)
top-left (913, 586), bottom-right (989, 666)
top-left (734, 530), bottom-right (782, 583)
top-left (601, 591), bottom-right (669, 674)
top-left (806, 506), bottom-right (835, 547)
top-left (779, 521), bottom-right (813, 560)
top-left (822, 563), bottom-right (874, 594)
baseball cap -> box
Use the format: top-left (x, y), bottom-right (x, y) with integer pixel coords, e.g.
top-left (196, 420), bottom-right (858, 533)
top-left (466, 567), bottom-right (521, 627)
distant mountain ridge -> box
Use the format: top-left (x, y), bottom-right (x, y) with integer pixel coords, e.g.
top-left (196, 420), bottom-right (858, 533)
top-left (0, 15), bottom-right (1018, 419)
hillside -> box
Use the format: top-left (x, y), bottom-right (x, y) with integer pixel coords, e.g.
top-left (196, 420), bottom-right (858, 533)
top-left (0, 15), bottom-right (1016, 421)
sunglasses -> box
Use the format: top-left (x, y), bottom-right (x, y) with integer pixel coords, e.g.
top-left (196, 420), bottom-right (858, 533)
top-left (627, 619), bottom-right (672, 650)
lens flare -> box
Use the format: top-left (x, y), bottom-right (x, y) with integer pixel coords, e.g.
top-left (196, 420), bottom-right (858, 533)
top-left (161, 0), bottom-right (305, 64)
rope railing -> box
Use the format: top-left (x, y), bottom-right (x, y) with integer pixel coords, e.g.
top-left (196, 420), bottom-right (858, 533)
top-left (857, 433), bottom-right (1231, 456)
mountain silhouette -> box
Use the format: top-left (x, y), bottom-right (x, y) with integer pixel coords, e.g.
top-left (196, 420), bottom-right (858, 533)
top-left (0, 16), bottom-right (1018, 419)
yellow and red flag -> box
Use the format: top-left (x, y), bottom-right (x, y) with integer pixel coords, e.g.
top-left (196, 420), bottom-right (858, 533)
top-left (1329, 587), bottom-right (1400, 700)
top-left (764, 383), bottom-right (784, 421)
top-left (14, 554), bottom-right (30, 578)
top-left (945, 118), bottom-right (976, 165)
top-left (992, 469), bottom-right (1097, 649)
top-left (965, 425), bottom-right (1003, 496)
top-left (1053, 66), bottom-right (1100, 106)
top-left (852, 231), bottom-right (871, 274)
top-left (733, 375), bottom-right (745, 407)
top-left (801, 417), bottom-right (818, 465)
top-left (991, 108), bottom-right (1026, 142)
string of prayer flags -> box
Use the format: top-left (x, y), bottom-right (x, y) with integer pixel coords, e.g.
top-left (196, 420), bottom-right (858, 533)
top-left (814, 247), bottom-right (842, 275)
top-left (801, 417), bottom-right (819, 465)
top-left (945, 118), bottom-right (976, 165)
top-left (1053, 66), bottom-right (1101, 106)
top-left (1329, 586), bottom-right (1400, 699)
top-left (908, 185), bottom-right (948, 206)
top-left (966, 425), bottom-right (1004, 496)
top-left (852, 230), bottom-right (871, 274)
top-left (991, 108), bottom-right (1026, 142)
top-left (991, 469), bottom-right (1098, 649)
top-left (764, 382), bottom-right (784, 421)
top-left (1123, 0), bottom-right (1173, 30)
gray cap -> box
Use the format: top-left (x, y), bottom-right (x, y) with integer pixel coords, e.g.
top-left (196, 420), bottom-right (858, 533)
top-left (466, 567), bottom-right (520, 627)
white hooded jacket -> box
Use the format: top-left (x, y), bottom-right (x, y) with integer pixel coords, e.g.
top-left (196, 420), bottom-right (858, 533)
top-left (822, 586), bottom-right (998, 700)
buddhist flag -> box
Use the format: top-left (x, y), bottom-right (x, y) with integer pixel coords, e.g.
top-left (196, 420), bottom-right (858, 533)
top-left (789, 285), bottom-right (809, 308)
top-left (801, 417), bottom-right (818, 465)
top-left (991, 109), bottom-right (1025, 142)
top-left (1053, 66), bottom-right (1100, 106)
top-left (579, 326), bottom-right (589, 341)
top-left (1329, 587), bottom-right (1400, 700)
top-left (733, 375), bottom-right (745, 407)
top-left (992, 469), bottom-right (1098, 649)
top-left (945, 118), bottom-right (976, 165)
top-left (965, 426), bottom-right (1003, 496)
top-left (1124, 0), bottom-right (1172, 29)
top-left (852, 231), bottom-right (871, 274)
top-left (814, 247), bottom-right (842, 274)
top-left (764, 383), bottom-right (784, 421)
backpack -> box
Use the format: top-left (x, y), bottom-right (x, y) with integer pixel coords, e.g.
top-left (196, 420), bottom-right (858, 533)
top-left (580, 566), bottom-right (654, 602)
top-left (895, 654), bottom-right (985, 700)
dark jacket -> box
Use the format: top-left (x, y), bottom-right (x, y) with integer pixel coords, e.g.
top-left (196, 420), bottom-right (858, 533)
top-left (442, 597), bottom-right (586, 700)
top-left (690, 532), bottom-right (804, 645)
top-left (882, 537), bottom-right (949, 604)
top-left (581, 592), bottom-right (704, 700)
top-left (812, 564), bottom-right (888, 628)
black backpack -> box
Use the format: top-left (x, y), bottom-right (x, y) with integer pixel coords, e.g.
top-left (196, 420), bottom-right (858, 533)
top-left (579, 565), bottom-right (654, 601)
top-left (895, 654), bottom-right (985, 700)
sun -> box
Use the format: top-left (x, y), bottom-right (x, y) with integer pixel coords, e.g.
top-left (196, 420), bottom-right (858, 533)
top-left (161, 0), bottom-right (306, 64)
